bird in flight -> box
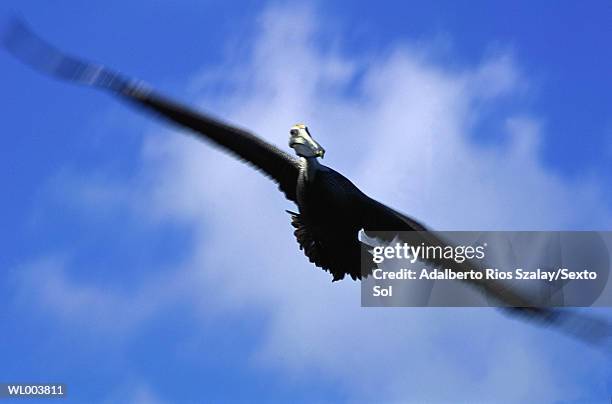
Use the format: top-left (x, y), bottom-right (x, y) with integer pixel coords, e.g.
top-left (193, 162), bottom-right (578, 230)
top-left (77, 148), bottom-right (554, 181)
top-left (3, 19), bottom-right (611, 346)
top-left (2, 18), bottom-right (429, 283)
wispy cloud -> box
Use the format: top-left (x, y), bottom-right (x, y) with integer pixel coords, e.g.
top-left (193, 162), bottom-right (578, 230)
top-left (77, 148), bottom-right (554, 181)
top-left (14, 256), bottom-right (191, 339)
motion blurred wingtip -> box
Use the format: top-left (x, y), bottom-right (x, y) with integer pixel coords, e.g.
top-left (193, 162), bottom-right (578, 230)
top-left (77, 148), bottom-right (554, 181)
top-left (501, 306), bottom-right (612, 349)
top-left (0, 17), bottom-right (128, 92)
top-left (0, 16), bottom-right (14, 47)
top-left (0, 14), bottom-right (27, 49)
top-left (0, 14), bottom-right (49, 69)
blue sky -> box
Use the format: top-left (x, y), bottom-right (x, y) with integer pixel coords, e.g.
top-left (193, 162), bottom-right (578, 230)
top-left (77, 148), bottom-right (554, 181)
top-left (1, 1), bottom-right (611, 402)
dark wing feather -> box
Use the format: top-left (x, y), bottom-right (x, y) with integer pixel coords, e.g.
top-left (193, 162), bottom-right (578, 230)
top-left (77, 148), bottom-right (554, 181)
top-left (2, 18), bottom-right (300, 201)
top-left (360, 196), bottom-right (428, 233)
top-left (287, 210), bottom-right (371, 281)
top-left (122, 88), bottom-right (301, 201)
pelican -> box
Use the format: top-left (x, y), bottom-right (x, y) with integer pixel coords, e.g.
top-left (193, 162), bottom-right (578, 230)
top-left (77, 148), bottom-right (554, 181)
top-left (3, 20), bottom-right (610, 346)
top-left (2, 19), bottom-right (428, 283)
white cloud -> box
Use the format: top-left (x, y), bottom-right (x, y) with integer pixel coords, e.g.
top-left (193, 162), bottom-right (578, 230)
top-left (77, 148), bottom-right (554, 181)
top-left (16, 3), bottom-right (611, 402)
top-left (14, 256), bottom-right (190, 338)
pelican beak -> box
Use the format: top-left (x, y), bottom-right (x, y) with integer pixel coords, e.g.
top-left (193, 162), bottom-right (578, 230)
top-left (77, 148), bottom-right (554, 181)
top-left (289, 124), bottom-right (326, 159)
top-left (307, 137), bottom-right (325, 158)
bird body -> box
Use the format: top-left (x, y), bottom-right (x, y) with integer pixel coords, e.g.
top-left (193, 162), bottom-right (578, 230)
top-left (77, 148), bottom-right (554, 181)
top-left (296, 159), bottom-right (360, 231)
top-left (292, 158), bottom-right (368, 280)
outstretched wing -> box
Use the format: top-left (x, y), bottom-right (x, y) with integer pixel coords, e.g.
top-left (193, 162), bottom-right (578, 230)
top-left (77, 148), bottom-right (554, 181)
top-left (359, 196), bottom-right (612, 347)
top-left (2, 18), bottom-right (301, 201)
top-left (360, 196), bottom-right (536, 305)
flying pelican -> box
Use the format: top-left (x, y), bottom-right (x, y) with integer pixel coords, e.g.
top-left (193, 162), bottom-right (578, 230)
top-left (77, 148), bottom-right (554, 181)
top-left (2, 19), bottom-right (429, 283)
top-left (3, 19), bottom-right (611, 346)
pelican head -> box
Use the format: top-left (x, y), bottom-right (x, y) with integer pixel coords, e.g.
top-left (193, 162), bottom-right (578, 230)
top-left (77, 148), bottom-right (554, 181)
top-left (289, 124), bottom-right (325, 158)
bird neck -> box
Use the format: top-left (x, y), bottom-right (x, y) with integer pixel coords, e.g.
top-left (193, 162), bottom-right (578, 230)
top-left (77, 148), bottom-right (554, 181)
top-left (302, 156), bottom-right (322, 182)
